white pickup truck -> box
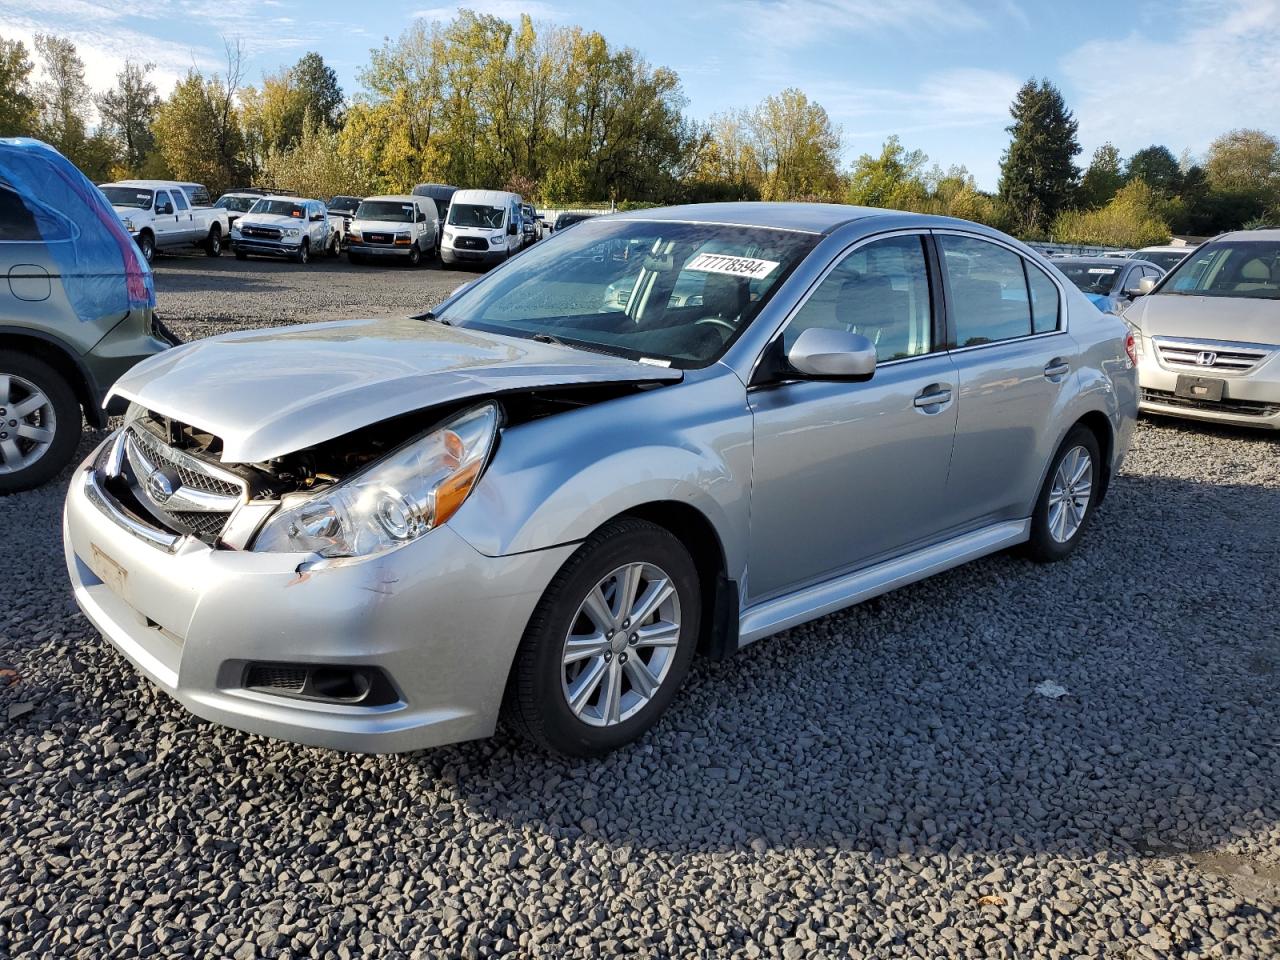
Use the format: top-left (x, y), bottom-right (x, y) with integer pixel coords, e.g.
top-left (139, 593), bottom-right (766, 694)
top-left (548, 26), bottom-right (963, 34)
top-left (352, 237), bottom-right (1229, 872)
top-left (99, 179), bottom-right (230, 263)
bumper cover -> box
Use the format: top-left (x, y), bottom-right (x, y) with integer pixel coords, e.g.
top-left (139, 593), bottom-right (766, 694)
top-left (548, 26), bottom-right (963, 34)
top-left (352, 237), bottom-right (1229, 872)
top-left (349, 243), bottom-right (413, 258)
top-left (63, 442), bottom-right (576, 752)
top-left (232, 237), bottom-right (302, 258)
top-left (442, 246), bottom-right (505, 266)
top-left (1136, 346), bottom-right (1280, 429)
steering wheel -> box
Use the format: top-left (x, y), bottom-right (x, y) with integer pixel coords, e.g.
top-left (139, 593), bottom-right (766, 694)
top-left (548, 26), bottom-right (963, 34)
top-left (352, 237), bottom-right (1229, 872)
top-left (694, 316), bottom-right (737, 335)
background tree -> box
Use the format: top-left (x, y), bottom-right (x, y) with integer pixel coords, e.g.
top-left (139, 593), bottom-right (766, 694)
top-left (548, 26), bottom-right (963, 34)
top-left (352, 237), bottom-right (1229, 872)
top-left (845, 135), bottom-right (928, 208)
top-left (96, 60), bottom-right (160, 175)
top-left (1204, 129), bottom-right (1280, 200)
top-left (292, 53), bottom-right (344, 130)
top-left (152, 46), bottom-right (247, 196)
top-left (0, 35), bottom-right (38, 136)
top-left (1053, 179), bottom-right (1170, 247)
top-left (998, 78), bottom-right (1080, 236)
top-left (1125, 145), bottom-right (1181, 196)
top-left (1078, 142), bottom-right (1123, 208)
top-left (748, 88), bottom-right (841, 201)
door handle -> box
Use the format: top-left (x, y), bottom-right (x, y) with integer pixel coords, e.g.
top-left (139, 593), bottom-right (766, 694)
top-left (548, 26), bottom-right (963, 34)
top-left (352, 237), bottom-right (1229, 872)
top-left (1044, 358), bottom-right (1070, 381)
top-left (913, 386), bottom-right (952, 409)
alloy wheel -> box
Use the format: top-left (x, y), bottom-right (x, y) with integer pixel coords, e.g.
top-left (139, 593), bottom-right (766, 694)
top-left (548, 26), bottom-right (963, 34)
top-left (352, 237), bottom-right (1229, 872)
top-left (1047, 445), bottom-right (1093, 543)
top-left (0, 374), bottom-right (56, 475)
top-left (561, 562), bottom-right (681, 727)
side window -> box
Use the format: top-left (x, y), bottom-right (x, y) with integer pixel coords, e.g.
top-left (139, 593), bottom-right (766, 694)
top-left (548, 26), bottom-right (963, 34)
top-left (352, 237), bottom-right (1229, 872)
top-left (155, 190), bottom-right (172, 213)
top-left (783, 234), bottom-right (934, 362)
top-left (0, 186), bottom-right (42, 241)
top-left (190, 186), bottom-right (210, 206)
top-left (171, 190), bottom-right (189, 211)
top-left (1025, 262), bottom-right (1060, 334)
top-left (938, 235), bottom-right (1032, 346)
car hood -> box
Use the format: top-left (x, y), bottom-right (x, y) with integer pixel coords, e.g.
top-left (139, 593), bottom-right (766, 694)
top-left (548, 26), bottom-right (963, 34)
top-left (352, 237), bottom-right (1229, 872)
top-left (236, 213), bottom-right (307, 229)
top-left (1126, 293), bottom-right (1280, 344)
top-left (108, 316), bottom-right (682, 463)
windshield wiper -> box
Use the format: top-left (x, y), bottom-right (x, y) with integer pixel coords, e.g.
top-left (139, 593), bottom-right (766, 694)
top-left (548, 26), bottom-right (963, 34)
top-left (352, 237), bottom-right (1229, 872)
top-left (531, 332), bottom-right (568, 347)
top-left (415, 310), bottom-right (451, 325)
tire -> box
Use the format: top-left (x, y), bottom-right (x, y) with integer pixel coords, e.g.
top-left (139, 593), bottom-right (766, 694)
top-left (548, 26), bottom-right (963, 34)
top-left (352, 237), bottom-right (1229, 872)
top-left (0, 354), bottom-right (82, 494)
top-left (234, 250), bottom-right (247, 261)
top-left (348, 252), bottom-right (364, 266)
top-left (328, 234), bottom-right (339, 258)
top-left (136, 231), bottom-right (155, 264)
top-left (504, 518), bottom-right (701, 757)
top-left (295, 240), bottom-right (309, 265)
top-left (204, 225), bottom-right (222, 257)
top-left (408, 244), bottom-right (422, 267)
top-left (1023, 425), bottom-right (1102, 563)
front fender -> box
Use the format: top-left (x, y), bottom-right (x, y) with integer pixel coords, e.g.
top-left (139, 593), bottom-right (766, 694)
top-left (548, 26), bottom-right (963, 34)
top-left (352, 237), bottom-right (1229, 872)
top-left (447, 368), bottom-right (754, 577)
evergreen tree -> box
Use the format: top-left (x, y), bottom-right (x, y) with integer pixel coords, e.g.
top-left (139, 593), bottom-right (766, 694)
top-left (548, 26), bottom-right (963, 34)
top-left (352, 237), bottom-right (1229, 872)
top-left (1125, 145), bottom-right (1181, 195)
top-left (998, 78), bottom-right (1080, 235)
top-left (1078, 142), bottom-right (1123, 208)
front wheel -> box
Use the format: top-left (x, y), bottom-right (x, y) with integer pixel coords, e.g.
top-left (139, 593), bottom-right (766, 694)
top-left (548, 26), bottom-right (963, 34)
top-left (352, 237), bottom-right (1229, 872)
top-left (0, 354), bottom-right (82, 494)
top-left (407, 244), bottom-right (422, 267)
top-left (295, 240), bottom-right (309, 265)
top-left (505, 518), bottom-right (701, 756)
top-left (1023, 425), bottom-right (1102, 563)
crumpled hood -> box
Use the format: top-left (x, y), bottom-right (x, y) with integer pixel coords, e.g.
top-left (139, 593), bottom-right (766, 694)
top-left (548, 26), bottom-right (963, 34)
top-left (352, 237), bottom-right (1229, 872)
top-left (1125, 293), bottom-right (1280, 345)
top-left (109, 317), bottom-right (681, 463)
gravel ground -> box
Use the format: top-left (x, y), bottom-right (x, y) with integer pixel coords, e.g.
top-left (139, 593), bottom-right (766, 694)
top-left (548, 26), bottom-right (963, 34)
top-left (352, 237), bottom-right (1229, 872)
top-left (1, 256), bottom-right (1278, 958)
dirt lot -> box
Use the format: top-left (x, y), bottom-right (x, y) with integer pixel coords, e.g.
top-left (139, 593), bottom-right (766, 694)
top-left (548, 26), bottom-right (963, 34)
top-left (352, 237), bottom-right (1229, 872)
top-left (0, 251), bottom-right (1277, 958)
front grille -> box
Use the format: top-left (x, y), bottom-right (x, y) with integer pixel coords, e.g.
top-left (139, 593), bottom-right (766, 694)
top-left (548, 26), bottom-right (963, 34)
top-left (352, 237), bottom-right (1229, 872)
top-left (1153, 337), bottom-right (1272, 373)
top-left (1142, 388), bottom-right (1280, 417)
top-left (454, 236), bottom-right (489, 251)
top-left (241, 225), bottom-right (282, 240)
top-left (364, 232), bottom-right (394, 245)
top-left (120, 421), bottom-right (247, 542)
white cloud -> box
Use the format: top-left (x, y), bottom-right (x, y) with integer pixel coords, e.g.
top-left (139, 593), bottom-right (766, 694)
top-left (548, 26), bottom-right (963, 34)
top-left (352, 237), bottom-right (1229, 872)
top-left (1063, 0), bottom-right (1280, 165)
top-left (411, 1), bottom-right (565, 23)
top-left (730, 0), bottom-right (998, 50)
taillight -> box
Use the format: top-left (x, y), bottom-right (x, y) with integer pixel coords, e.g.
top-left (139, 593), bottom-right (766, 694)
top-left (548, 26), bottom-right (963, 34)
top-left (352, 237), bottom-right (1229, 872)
top-left (1125, 332), bottom-right (1138, 367)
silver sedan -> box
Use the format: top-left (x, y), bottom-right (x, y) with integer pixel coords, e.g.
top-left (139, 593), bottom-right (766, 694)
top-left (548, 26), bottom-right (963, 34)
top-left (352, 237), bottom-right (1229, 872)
top-left (63, 203), bottom-right (1138, 756)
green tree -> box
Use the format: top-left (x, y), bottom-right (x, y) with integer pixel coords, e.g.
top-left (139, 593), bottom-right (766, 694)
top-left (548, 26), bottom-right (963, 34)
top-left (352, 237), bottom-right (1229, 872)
top-left (1052, 179), bottom-right (1170, 247)
top-left (998, 78), bottom-right (1080, 236)
top-left (96, 60), bottom-right (160, 174)
top-left (1204, 128), bottom-right (1280, 200)
top-left (1078, 142), bottom-right (1123, 208)
top-left (1125, 145), bottom-right (1181, 195)
top-left (292, 52), bottom-right (344, 129)
top-left (0, 35), bottom-right (38, 136)
top-left (748, 88), bottom-right (841, 201)
top-left (846, 135), bottom-right (928, 208)
top-left (153, 46), bottom-right (247, 196)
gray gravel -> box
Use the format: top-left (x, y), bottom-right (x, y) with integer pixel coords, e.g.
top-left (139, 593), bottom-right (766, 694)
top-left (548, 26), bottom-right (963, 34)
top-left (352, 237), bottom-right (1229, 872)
top-left (1, 256), bottom-right (1278, 958)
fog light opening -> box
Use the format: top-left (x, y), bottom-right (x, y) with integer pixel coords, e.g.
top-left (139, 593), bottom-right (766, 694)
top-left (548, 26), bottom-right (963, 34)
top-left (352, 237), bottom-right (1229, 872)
top-left (308, 667), bottom-right (372, 702)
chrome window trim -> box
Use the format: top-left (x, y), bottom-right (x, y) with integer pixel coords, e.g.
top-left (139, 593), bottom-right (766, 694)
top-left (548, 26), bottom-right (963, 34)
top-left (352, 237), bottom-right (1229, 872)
top-left (745, 228), bottom-right (941, 386)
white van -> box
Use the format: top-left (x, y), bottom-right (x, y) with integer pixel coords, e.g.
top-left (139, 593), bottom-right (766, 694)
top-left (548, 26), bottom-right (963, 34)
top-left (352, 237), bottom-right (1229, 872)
top-left (441, 189), bottom-right (524, 267)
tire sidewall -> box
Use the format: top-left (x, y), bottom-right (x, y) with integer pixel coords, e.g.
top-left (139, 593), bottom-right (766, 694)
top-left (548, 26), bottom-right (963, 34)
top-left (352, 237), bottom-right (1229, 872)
top-left (1027, 426), bottom-right (1102, 562)
top-left (297, 241), bottom-right (309, 265)
top-left (518, 523), bottom-right (701, 756)
top-left (138, 232), bottom-right (155, 263)
top-left (206, 226), bottom-right (222, 256)
top-left (0, 355), bottom-right (82, 494)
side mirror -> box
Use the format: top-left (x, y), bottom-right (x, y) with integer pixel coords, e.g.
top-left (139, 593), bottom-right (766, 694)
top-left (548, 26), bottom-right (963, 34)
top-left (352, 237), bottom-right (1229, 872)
top-left (310, 213), bottom-right (324, 222)
top-left (160, 202), bottom-right (173, 215)
top-left (786, 328), bottom-right (877, 379)
top-left (507, 222), bottom-right (518, 236)
top-left (1135, 276), bottom-right (1157, 296)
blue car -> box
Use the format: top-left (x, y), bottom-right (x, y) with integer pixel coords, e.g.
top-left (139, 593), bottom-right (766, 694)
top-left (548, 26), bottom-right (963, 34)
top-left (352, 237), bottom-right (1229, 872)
top-left (1055, 257), bottom-right (1165, 315)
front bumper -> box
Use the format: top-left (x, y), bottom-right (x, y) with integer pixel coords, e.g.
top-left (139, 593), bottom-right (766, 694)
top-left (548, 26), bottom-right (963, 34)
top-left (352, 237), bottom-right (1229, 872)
top-left (1136, 343), bottom-right (1280, 429)
top-left (231, 236), bottom-right (302, 259)
top-left (349, 242), bottom-right (413, 258)
top-left (63, 439), bottom-right (576, 752)
top-left (442, 246), bottom-right (505, 266)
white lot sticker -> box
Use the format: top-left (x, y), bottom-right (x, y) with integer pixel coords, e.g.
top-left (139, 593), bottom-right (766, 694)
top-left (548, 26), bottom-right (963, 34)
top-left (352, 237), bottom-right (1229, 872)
top-left (686, 253), bottom-right (779, 280)
top-left (1087, 268), bottom-right (1117, 274)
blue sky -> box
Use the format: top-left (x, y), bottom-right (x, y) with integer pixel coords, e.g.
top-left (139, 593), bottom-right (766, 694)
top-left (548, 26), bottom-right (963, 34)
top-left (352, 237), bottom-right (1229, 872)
top-left (2, 0), bottom-right (1278, 189)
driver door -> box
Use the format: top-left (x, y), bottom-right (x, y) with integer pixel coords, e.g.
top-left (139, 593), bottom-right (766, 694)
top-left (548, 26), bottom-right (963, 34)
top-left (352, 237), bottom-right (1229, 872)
top-left (746, 233), bottom-right (960, 602)
top-left (152, 190), bottom-right (176, 247)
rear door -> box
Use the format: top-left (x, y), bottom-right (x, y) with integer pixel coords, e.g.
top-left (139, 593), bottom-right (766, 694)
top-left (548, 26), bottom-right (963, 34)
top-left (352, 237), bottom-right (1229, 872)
top-left (747, 232), bottom-right (959, 601)
top-left (934, 231), bottom-right (1078, 526)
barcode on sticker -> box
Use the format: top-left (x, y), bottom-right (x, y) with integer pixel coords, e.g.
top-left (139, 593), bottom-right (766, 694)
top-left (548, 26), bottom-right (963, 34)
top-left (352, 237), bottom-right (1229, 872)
top-left (686, 253), bottom-right (779, 280)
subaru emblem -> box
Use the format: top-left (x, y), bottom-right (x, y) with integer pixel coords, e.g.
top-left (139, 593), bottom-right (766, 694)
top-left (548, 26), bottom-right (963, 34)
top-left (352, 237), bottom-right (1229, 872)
top-left (146, 468), bottom-right (177, 504)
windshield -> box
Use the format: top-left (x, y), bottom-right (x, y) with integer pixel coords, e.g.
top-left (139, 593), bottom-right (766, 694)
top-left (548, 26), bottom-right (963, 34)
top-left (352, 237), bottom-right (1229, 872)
top-left (357, 200), bottom-right (414, 222)
top-left (1138, 249), bottom-right (1192, 271)
top-left (1159, 240), bottom-right (1280, 299)
top-left (329, 196), bottom-right (361, 213)
top-left (249, 199), bottom-right (306, 219)
top-left (1057, 262), bottom-right (1122, 295)
top-left (449, 203), bottom-right (505, 228)
top-left (438, 219), bottom-right (818, 367)
top-left (214, 195), bottom-right (256, 213)
top-left (102, 186), bottom-right (152, 209)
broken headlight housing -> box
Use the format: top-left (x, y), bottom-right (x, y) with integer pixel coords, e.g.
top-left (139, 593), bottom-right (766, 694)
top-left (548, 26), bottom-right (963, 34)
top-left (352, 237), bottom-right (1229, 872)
top-left (252, 403), bottom-right (499, 559)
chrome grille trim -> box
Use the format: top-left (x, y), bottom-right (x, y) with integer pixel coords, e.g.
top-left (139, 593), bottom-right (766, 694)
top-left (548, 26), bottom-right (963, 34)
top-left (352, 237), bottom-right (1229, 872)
top-left (1152, 336), bottom-right (1273, 373)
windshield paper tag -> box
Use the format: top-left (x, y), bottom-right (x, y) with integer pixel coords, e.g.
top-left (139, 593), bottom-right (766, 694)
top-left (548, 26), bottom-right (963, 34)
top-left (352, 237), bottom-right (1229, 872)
top-left (1087, 268), bottom-right (1116, 274)
top-left (686, 253), bottom-right (779, 280)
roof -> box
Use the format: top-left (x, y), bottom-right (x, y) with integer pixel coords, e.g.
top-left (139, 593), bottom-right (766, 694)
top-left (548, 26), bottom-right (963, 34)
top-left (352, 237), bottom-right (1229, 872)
top-left (107, 179), bottom-right (204, 189)
top-left (451, 189), bottom-right (521, 205)
top-left (363, 194), bottom-right (419, 203)
top-left (1217, 228), bottom-right (1280, 242)
top-left (604, 201), bottom-right (931, 234)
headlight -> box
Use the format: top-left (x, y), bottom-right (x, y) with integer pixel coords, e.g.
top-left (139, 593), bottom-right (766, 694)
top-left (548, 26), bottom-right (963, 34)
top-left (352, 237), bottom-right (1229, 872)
top-left (122, 218), bottom-right (135, 231)
top-left (443, 231), bottom-right (453, 243)
top-left (230, 223), bottom-right (241, 236)
top-left (348, 229), bottom-right (361, 242)
top-left (284, 227), bottom-right (300, 238)
top-left (491, 233), bottom-right (505, 242)
top-left (252, 404), bottom-right (500, 558)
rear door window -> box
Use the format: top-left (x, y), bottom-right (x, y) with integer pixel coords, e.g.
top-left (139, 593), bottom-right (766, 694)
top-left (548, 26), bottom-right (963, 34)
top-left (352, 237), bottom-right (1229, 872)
top-left (938, 235), bottom-right (1034, 346)
top-left (1025, 262), bottom-right (1060, 334)
top-left (171, 190), bottom-right (189, 211)
top-left (0, 186), bottom-right (42, 241)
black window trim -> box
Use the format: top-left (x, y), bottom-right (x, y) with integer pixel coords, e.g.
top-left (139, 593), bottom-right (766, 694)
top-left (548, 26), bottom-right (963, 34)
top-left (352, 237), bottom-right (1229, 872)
top-left (929, 228), bottom-right (1070, 356)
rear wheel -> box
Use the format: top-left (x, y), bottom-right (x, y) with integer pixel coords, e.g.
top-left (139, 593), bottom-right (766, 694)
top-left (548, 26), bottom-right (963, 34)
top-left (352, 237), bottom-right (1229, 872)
top-left (204, 225), bottom-right (222, 257)
top-left (1023, 425), bottom-right (1102, 563)
top-left (505, 518), bottom-right (701, 756)
top-left (0, 355), bottom-right (82, 494)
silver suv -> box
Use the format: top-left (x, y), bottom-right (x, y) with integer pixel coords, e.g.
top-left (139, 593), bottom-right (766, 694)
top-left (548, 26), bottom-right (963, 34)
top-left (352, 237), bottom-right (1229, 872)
top-left (1, 139), bottom-right (173, 493)
top-left (1125, 229), bottom-right (1280, 429)
top-left (63, 204), bottom-right (1137, 756)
